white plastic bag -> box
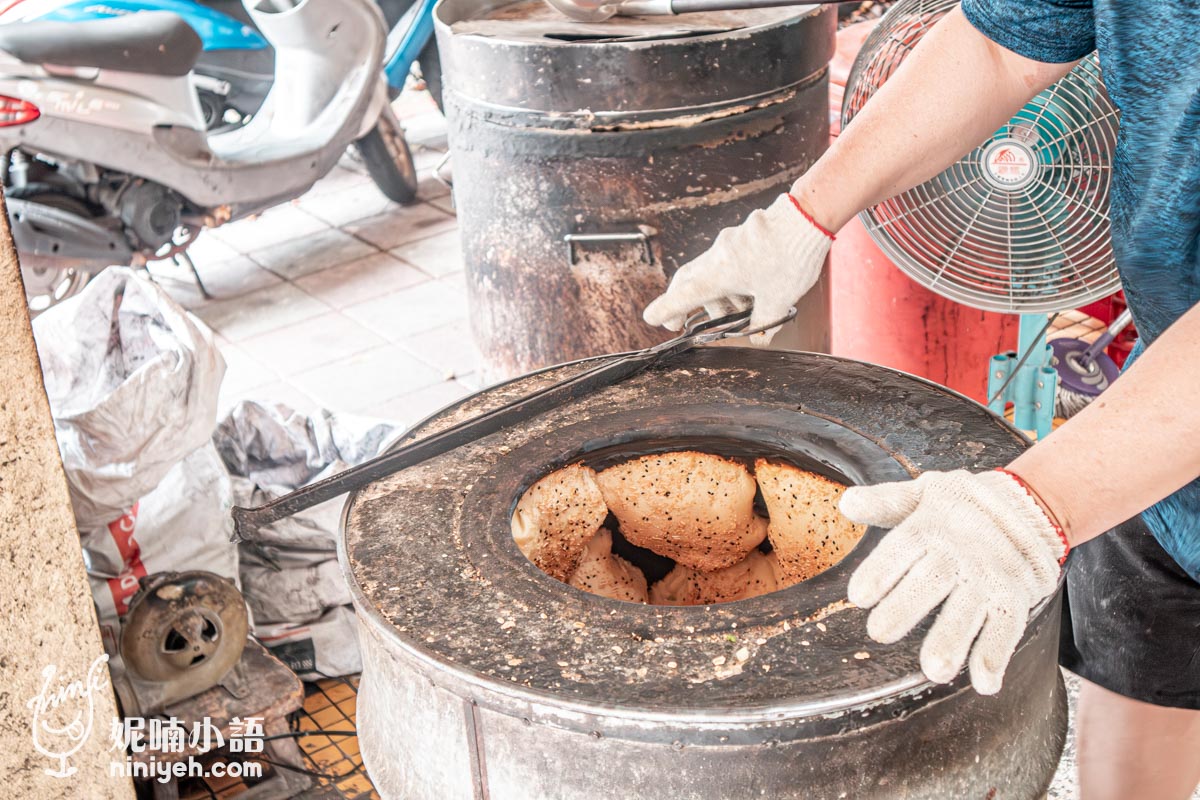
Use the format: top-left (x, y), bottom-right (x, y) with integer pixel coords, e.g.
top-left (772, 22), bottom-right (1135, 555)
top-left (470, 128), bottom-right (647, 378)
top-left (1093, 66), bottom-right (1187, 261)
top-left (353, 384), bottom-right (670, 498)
top-left (239, 555), bottom-right (351, 625)
top-left (32, 268), bottom-right (235, 668)
top-left (216, 400), bottom-right (401, 678)
top-left (34, 268), bottom-right (225, 529)
top-left (81, 442), bottom-right (236, 627)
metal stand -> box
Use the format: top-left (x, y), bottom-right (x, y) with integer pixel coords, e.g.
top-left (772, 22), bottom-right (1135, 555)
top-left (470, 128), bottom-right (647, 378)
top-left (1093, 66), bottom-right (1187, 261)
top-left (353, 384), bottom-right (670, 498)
top-left (176, 250), bottom-right (213, 299)
top-left (139, 241), bottom-right (213, 301)
top-left (987, 313), bottom-right (1058, 440)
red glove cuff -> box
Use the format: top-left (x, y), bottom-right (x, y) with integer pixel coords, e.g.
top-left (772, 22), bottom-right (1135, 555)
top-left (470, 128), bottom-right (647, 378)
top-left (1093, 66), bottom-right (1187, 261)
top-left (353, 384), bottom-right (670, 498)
top-left (785, 194), bottom-right (836, 241)
top-left (995, 468), bottom-right (1070, 564)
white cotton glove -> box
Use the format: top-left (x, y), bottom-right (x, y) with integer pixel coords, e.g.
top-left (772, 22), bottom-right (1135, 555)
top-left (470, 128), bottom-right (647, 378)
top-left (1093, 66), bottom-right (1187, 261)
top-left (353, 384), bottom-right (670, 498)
top-left (642, 193), bottom-right (833, 345)
top-left (840, 470), bottom-right (1067, 695)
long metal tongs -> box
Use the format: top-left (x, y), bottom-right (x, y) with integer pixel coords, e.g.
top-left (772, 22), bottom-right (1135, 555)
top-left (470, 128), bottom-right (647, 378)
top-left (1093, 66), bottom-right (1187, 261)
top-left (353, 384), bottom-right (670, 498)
top-left (231, 307), bottom-right (794, 541)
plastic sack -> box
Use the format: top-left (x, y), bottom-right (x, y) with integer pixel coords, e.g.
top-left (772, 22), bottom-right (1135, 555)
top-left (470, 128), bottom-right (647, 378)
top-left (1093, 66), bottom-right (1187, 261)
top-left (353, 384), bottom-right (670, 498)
top-left (255, 606), bottom-right (363, 681)
top-left (215, 400), bottom-right (401, 678)
top-left (216, 399), bottom-right (399, 493)
top-left (80, 443), bottom-right (237, 647)
top-left (33, 268), bottom-right (225, 529)
top-left (239, 556), bottom-right (351, 625)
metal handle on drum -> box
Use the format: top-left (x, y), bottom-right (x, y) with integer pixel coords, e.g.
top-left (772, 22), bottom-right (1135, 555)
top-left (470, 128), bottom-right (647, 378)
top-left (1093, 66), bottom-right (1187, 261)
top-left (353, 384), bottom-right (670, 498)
top-left (565, 227), bottom-right (656, 266)
top-left (434, 152), bottom-right (453, 191)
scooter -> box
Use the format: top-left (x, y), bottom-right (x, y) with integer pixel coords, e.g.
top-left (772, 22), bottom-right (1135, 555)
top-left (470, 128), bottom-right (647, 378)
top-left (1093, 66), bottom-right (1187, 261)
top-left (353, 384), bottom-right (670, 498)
top-left (0, 0), bottom-right (443, 130)
top-left (0, 0), bottom-right (418, 313)
top-left (2, 0), bottom-right (279, 131)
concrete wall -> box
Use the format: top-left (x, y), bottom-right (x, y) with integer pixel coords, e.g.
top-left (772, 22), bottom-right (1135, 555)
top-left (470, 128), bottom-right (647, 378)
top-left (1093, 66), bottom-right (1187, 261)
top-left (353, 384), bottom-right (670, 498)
top-left (0, 195), bottom-right (133, 797)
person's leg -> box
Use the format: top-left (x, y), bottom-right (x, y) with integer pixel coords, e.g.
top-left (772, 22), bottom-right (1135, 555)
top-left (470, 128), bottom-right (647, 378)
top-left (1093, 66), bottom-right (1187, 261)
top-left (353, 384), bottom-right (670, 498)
top-left (1076, 677), bottom-right (1200, 800)
top-left (1059, 517), bottom-right (1200, 799)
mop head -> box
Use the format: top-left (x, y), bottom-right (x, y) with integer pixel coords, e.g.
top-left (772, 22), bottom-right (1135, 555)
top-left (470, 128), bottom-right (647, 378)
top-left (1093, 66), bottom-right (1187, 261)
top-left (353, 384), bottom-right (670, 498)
top-left (1050, 337), bottom-right (1120, 418)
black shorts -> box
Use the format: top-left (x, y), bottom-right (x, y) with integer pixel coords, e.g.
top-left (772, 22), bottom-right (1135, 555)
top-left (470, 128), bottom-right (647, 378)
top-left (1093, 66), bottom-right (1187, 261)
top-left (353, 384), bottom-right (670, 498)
top-left (1059, 515), bottom-right (1200, 710)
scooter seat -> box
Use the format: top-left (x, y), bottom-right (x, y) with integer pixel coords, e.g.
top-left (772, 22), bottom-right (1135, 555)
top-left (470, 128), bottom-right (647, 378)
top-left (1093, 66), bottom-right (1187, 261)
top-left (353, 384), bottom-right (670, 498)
top-left (0, 12), bottom-right (202, 77)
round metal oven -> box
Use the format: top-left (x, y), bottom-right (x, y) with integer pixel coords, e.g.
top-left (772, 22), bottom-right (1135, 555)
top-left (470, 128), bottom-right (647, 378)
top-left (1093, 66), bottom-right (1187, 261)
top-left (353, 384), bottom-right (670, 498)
top-left (434, 1), bottom-right (837, 379)
top-left (341, 349), bottom-right (1067, 799)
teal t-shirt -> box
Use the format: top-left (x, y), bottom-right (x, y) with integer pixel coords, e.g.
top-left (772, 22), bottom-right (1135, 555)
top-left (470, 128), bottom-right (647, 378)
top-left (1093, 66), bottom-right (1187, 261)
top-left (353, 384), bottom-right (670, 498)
top-left (961, 0), bottom-right (1200, 580)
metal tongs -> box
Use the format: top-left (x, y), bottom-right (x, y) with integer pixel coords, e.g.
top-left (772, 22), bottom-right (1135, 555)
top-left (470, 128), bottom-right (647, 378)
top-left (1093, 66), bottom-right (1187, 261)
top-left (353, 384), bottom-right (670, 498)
top-left (231, 307), bottom-right (795, 540)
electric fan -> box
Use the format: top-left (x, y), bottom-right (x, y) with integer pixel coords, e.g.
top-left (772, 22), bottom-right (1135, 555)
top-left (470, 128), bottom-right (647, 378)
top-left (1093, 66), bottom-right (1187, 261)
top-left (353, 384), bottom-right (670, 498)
top-left (841, 0), bottom-right (1122, 437)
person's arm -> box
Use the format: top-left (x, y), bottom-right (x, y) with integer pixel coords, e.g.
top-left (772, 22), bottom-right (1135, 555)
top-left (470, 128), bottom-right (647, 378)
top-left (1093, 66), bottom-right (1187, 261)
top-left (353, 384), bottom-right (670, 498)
top-left (643, 7), bottom-right (1077, 340)
top-left (792, 7), bottom-right (1077, 232)
top-left (1009, 303), bottom-right (1200, 547)
top-left (840, 310), bottom-right (1200, 697)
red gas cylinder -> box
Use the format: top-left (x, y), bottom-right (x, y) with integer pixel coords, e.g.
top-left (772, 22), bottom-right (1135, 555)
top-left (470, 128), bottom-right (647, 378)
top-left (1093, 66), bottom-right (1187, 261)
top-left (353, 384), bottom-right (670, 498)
top-left (827, 21), bottom-right (1019, 403)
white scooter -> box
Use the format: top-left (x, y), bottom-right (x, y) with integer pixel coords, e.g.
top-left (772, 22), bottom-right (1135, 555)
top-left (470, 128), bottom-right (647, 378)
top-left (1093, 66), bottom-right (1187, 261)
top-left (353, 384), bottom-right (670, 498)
top-left (0, 0), bottom-right (416, 312)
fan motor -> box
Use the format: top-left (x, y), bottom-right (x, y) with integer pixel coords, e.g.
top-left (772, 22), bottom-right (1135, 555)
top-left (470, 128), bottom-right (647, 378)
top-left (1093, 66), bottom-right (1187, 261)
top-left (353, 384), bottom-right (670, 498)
top-left (115, 571), bottom-right (249, 718)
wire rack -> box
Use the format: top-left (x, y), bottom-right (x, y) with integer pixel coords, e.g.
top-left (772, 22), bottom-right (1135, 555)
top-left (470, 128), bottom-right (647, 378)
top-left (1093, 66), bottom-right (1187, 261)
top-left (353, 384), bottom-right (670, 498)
top-left (841, 0), bottom-right (1121, 313)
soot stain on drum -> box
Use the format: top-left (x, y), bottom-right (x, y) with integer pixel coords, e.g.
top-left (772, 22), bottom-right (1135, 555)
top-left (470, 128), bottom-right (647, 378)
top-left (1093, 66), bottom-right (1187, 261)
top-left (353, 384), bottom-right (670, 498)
top-left (569, 248), bottom-right (668, 350)
top-left (442, 4), bottom-right (835, 377)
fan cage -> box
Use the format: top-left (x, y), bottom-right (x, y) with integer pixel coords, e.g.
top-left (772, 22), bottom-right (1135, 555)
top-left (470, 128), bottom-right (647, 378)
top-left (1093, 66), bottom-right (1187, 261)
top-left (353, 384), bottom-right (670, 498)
top-left (840, 0), bottom-right (1121, 314)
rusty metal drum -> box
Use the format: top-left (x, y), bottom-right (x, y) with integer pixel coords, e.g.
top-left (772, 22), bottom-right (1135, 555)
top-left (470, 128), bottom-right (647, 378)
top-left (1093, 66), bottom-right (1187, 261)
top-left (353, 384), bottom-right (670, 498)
top-left (434, 0), bottom-right (836, 379)
top-left (341, 349), bottom-right (1069, 799)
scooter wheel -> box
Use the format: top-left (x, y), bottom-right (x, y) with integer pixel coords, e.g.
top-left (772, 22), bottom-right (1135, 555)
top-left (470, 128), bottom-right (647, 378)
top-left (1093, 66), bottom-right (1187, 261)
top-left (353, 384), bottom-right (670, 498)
top-left (357, 108), bottom-right (420, 206)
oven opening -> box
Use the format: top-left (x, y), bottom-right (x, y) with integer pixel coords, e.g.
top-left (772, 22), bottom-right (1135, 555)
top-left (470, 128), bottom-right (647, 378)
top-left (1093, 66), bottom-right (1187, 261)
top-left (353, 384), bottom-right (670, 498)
top-left (510, 441), bottom-right (867, 606)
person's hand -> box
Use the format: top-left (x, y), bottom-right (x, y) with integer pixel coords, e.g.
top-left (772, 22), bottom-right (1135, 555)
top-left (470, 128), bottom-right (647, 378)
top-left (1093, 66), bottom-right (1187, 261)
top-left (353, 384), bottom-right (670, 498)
top-left (642, 193), bottom-right (834, 345)
top-left (839, 469), bottom-right (1068, 695)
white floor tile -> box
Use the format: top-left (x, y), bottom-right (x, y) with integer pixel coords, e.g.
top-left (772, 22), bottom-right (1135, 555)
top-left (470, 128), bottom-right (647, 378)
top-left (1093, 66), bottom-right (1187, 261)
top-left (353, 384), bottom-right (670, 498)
top-left (195, 282), bottom-right (331, 341)
top-left (212, 204), bottom-right (329, 254)
top-left (249, 228), bottom-right (378, 280)
top-left (289, 344), bottom-right (444, 413)
top-left (343, 203), bottom-right (457, 250)
top-left (238, 312), bottom-right (387, 376)
top-left (294, 252), bottom-right (429, 310)
top-left (341, 280), bottom-right (467, 342)
top-left (391, 230), bottom-right (462, 278)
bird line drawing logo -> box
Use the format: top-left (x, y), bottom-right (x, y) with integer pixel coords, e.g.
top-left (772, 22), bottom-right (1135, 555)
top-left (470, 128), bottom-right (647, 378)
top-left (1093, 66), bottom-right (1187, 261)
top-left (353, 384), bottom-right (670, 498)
top-left (27, 654), bottom-right (111, 778)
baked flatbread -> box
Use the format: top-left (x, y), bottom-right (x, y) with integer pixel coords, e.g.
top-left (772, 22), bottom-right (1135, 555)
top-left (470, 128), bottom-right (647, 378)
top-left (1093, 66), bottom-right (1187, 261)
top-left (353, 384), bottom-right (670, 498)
top-left (511, 463), bottom-right (607, 581)
top-left (568, 529), bottom-right (649, 603)
top-left (596, 451), bottom-right (763, 571)
top-left (755, 459), bottom-right (865, 584)
top-left (649, 543), bottom-right (778, 606)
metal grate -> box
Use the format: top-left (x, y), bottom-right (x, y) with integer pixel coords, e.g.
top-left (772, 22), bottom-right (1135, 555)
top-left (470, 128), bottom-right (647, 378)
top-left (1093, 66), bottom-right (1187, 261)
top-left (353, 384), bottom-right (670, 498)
top-left (177, 676), bottom-right (377, 799)
top-left (291, 676), bottom-right (377, 799)
top-left (840, 0), bottom-right (1121, 313)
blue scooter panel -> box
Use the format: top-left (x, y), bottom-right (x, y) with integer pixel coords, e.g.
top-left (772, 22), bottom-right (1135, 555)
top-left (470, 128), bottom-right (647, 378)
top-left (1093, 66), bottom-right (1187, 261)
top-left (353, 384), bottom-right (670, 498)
top-left (33, 0), bottom-right (268, 50)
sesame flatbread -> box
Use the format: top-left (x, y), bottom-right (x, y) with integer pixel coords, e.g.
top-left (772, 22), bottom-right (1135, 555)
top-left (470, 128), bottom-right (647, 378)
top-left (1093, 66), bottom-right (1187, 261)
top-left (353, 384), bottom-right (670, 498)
top-left (649, 542), bottom-right (778, 606)
top-left (754, 459), bottom-right (865, 584)
top-left (511, 463), bottom-right (607, 581)
top-left (568, 528), bottom-right (649, 603)
top-left (596, 451), bottom-right (763, 571)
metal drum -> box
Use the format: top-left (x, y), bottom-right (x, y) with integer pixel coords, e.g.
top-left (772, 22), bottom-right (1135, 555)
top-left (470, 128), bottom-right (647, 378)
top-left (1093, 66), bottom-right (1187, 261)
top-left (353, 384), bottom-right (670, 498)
top-left (434, 0), bottom-right (836, 379)
top-left (341, 349), bottom-right (1068, 799)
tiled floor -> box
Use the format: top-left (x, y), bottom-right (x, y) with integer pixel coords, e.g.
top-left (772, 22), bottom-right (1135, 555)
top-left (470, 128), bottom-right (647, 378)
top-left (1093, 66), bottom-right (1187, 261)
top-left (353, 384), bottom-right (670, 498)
top-left (148, 87), bottom-right (479, 430)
